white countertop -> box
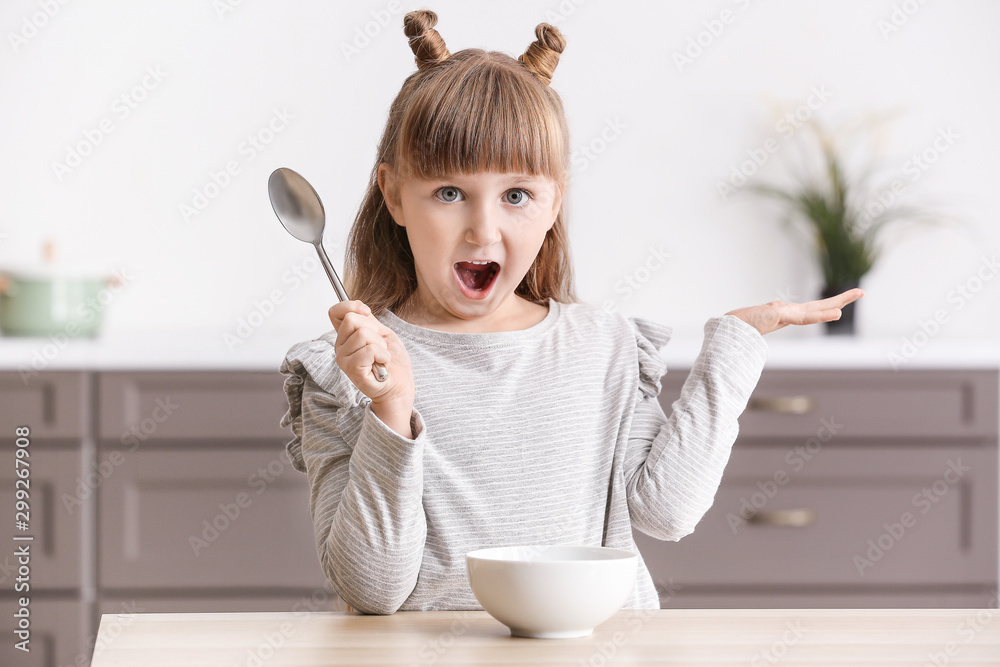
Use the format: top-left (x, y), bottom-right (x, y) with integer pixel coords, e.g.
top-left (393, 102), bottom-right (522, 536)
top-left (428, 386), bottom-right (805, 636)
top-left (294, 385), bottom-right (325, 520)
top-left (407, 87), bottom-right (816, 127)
top-left (0, 329), bottom-right (998, 372)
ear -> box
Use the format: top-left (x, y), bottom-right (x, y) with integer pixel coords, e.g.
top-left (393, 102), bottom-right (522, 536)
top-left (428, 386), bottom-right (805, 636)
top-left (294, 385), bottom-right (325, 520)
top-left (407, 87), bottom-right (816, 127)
top-left (377, 163), bottom-right (405, 226)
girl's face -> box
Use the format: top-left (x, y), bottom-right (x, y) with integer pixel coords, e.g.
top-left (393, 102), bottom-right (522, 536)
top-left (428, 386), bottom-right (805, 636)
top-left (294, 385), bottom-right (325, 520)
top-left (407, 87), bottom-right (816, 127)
top-left (379, 165), bottom-right (563, 332)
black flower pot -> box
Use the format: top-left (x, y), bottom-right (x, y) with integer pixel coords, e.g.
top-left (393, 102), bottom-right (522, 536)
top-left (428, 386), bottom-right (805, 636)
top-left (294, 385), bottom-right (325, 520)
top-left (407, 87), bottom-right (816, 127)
top-left (821, 281), bottom-right (860, 335)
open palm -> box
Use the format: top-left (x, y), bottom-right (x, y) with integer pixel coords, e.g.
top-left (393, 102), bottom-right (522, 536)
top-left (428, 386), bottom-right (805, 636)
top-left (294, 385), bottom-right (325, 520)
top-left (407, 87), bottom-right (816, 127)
top-left (725, 288), bottom-right (865, 336)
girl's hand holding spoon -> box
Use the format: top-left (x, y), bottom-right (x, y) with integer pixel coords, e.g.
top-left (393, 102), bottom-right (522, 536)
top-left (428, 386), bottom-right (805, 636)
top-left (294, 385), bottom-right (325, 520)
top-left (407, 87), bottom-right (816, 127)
top-left (329, 300), bottom-right (415, 439)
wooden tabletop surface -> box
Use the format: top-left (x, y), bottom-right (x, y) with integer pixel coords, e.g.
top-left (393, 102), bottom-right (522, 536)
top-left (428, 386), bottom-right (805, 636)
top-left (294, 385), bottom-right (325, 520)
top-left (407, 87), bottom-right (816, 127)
top-left (88, 608), bottom-right (1000, 666)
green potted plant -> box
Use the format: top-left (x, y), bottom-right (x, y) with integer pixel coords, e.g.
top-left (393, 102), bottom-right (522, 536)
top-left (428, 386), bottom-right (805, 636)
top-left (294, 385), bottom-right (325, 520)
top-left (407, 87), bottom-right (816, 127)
top-left (747, 114), bottom-right (943, 335)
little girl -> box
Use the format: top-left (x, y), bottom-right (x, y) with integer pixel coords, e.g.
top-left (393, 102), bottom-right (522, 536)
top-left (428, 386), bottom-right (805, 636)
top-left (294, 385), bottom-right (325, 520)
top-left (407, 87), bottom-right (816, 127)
top-left (279, 9), bottom-right (863, 614)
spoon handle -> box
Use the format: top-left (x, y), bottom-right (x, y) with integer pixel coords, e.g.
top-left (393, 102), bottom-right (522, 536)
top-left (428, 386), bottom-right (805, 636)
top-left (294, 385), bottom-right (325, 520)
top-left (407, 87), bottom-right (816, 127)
top-left (315, 242), bottom-right (389, 383)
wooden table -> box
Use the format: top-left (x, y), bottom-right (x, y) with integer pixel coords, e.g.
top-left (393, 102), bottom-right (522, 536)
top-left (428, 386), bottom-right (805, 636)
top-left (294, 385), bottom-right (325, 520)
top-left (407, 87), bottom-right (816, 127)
top-left (88, 608), bottom-right (1000, 666)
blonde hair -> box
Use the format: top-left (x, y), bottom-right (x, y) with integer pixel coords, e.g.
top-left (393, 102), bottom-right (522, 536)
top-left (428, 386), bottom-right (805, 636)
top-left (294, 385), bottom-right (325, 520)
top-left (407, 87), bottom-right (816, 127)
top-left (344, 9), bottom-right (577, 315)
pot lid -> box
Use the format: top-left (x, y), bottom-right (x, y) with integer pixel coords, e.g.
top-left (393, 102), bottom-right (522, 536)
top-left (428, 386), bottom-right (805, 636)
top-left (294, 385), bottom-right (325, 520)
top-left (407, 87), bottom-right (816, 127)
top-left (0, 240), bottom-right (118, 280)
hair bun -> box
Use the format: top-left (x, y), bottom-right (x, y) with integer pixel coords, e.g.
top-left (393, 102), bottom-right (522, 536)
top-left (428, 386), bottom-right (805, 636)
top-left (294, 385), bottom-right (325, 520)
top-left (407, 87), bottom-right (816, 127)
top-left (518, 23), bottom-right (566, 86)
top-left (403, 9), bottom-right (451, 70)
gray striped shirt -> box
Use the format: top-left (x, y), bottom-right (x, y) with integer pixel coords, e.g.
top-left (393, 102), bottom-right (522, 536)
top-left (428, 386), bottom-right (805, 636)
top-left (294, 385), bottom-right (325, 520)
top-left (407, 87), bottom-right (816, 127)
top-left (279, 299), bottom-right (767, 613)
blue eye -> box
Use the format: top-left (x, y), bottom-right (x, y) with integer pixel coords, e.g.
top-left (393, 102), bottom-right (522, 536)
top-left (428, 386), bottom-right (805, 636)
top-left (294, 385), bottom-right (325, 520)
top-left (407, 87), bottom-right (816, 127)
top-left (434, 186), bottom-right (532, 205)
top-left (437, 187), bottom-right (461, 202)
top-left (504, 189), bottom-right (531, 206)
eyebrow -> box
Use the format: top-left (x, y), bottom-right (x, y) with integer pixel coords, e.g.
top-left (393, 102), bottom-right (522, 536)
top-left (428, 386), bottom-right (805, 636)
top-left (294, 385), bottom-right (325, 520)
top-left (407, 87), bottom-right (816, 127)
top-left (506, 175), bottom-right (545, 186)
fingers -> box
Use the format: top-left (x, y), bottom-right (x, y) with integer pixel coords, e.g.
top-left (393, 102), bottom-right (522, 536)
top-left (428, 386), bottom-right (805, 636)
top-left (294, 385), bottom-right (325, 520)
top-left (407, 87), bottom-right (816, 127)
top-left (335, 307), bottom-right (390, 365)
top-left (812, 287), bottom-right (865, 309)
top-left (330, 300), bottom-right (399, 389)
top-left (806, 288), bottom-right (864, 322)
top-left (802, 307), bottom-right (842, 324)
top-left (329, 300), bottom-right (371, 331)
top-left (780, 302), bottom-right (845, 326)
top-left (338, 325), bottom-right (391, 364)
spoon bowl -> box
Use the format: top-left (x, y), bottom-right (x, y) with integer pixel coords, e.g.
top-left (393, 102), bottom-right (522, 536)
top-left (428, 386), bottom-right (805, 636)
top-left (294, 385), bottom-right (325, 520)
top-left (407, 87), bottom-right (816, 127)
top-left (268, 168), bottom-right (327, 245)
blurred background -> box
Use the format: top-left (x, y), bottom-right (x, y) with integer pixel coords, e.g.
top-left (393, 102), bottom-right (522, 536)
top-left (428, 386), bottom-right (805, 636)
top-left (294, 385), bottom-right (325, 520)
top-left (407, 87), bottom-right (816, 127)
top-left (1, 0), bottom-right (997, 346)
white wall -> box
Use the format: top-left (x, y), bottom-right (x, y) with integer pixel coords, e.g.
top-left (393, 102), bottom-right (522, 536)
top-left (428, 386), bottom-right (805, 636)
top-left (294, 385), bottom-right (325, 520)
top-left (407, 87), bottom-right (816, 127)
top-left (2, 0), bottom-right (997, 351)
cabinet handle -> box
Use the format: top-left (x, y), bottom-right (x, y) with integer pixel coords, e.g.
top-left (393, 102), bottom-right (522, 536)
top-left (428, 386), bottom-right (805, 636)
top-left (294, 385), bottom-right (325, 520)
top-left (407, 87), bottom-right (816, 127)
top-left (746, 508), bottom-right (816, 528)
top-left (747, 395), bottom-right (816, 415)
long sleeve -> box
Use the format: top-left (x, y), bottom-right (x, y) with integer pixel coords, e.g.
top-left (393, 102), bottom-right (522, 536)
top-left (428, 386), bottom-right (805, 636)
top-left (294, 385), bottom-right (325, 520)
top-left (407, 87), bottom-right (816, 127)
top-left (624, 314), bottom-right (767, 541)
top-left (280, 337), bottom-right (428, 614)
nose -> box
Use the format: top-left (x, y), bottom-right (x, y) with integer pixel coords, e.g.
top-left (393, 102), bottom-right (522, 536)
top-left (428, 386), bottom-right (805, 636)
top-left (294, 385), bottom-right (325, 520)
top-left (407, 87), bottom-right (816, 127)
top-left (465, 201), bottom-right (501, 247)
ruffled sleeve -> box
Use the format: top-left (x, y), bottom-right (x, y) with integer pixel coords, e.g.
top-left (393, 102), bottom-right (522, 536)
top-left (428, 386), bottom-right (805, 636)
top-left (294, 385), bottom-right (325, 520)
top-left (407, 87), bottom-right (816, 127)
top-left (627, 316), bottom-right (673, 399)
top-left (276, 330), bottom-right (428, 614)
top-left (278, 331), bottom-right (368, 473)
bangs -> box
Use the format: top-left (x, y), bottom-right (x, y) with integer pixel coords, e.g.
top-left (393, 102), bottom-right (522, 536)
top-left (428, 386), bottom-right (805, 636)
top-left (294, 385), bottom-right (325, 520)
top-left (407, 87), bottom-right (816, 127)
top-left (397, 53), bottom-right (567, 182)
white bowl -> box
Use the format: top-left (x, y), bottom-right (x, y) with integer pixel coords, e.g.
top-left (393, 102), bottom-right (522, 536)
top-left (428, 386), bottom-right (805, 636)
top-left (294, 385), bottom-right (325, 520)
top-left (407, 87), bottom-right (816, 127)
top-left (466, 544), bottom-right (638, 639)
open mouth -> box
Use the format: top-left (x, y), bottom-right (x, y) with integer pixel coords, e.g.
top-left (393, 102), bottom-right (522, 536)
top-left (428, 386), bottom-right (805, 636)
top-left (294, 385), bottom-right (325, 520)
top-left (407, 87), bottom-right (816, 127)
top-left (454, 261), bottom-right (500, 299)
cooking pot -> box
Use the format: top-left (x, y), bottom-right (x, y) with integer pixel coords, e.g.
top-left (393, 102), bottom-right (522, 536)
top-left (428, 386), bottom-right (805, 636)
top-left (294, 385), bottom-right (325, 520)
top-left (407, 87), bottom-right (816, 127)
top-left (0, 270), bottom-right (122, 337)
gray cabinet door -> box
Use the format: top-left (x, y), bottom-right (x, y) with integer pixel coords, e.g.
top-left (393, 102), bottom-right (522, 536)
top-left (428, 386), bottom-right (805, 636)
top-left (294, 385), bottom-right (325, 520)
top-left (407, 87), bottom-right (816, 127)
top-left (732, 369), bottom-right (998, 440)
top-left (0, 372), bottom-right (84, 440)
top-left (98, 448), bottom-right (328, 590)
top-left (635, 446), bottom-right (997, 589)
top-left (98, 372), bottom-right (290, 443)
top-left (0, 447), bottom-right (82, 588)
top-left (0, 599), bottom-right (86, 667)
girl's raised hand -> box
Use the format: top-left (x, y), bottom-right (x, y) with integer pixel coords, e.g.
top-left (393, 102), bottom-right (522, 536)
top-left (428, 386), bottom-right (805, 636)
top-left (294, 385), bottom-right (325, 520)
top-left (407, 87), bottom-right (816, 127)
top-left (329, 300), bottom-right (415, 438)
top-left (724, 288), bottom-right (865, 336)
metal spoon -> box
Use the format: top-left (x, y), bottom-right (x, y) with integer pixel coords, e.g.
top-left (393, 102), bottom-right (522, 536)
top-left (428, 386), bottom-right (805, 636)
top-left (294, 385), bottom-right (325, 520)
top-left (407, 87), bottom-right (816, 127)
top-left (268, 167), bottom-right (388, 383)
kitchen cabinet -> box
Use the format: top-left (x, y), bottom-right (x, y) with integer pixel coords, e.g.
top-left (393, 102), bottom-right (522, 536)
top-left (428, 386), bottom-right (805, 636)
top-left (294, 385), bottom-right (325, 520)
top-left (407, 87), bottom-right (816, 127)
top-left (0, 373), bottom-right (89, 667)
top-left (96, 372), bottom-right (321, 590)
top-left (0, 600), bottom-right (87, 667)
top-left (0, 371), bottom-right (86, 440)
top-left (91, 371), bottom-right (337, 601)
top-left (0, 370), bottom-right (342, 667)
top-left (1, 363), bottom-right (998, 665)
top-left (97, 448), bottom-right (323, 589)
top-left (634, 369), bottom-right (1000, 609)
top-left (97, 372), bottom-right (289, 442)
top-left (0, 446), bottom-right (83, 588)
